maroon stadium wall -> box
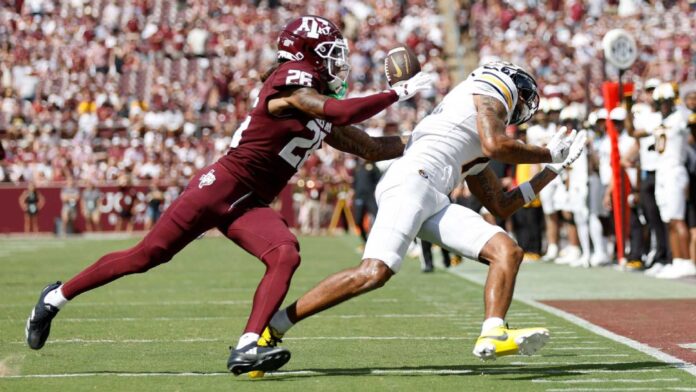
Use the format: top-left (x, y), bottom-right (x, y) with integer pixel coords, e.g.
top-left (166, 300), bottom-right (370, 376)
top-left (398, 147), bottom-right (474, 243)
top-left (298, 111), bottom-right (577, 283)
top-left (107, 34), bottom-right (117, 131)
top-left (0, 185), bottom-right (296, 234)
top-left (0, 185), bottom-right (149, 233)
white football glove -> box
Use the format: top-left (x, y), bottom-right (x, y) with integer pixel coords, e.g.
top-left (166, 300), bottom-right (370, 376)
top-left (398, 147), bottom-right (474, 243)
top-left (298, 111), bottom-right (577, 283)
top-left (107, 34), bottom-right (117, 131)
top-left (390, 72), bottom-right (433, 102)
top-left (546, 130), bottom-right (587, 174)
top-left (546, 126), bottom-right (577, 163)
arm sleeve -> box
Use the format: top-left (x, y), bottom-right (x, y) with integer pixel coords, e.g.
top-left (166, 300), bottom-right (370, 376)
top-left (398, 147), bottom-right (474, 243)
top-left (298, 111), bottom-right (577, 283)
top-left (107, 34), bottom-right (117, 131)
top-left (323, 91), bottom-right (398, 126)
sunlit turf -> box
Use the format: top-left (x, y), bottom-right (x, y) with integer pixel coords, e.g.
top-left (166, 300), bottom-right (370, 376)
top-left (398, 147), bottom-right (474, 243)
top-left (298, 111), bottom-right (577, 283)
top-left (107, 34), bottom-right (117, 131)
top-left (0, 236), bottom-right (693, 391)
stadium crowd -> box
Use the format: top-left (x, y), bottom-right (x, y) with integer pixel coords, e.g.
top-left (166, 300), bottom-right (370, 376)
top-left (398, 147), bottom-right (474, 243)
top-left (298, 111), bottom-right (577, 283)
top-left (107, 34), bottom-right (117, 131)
top-left (1, 1), bottom-right (696, 278)
top-left (0, 0), bottom-right (448, 231)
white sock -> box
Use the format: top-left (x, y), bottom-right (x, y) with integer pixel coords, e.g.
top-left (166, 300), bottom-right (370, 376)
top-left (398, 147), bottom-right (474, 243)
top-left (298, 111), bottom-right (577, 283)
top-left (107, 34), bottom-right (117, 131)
top-left (575, 218), bottom-right (591, 258)
top-left (270, 309), bottom-right (294, 334)
top-left (235, 332), bottom-right (260, 350)
top-left (589, 214), bottom-right (607, 257)
top-left (481, 317), bottom-right (505, 334)
top-left (44, 285), bottom-right (68, 309)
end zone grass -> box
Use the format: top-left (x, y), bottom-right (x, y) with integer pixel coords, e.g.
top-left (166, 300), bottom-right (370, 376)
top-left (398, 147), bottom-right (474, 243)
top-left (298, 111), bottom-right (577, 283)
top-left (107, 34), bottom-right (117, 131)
top-left (0, 236), bottom-right (694, 391)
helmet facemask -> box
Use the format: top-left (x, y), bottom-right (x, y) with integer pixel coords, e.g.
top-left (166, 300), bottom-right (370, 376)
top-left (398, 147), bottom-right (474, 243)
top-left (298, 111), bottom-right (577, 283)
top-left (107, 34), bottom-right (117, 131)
top-left (510, 72), bottom-right (539, 125)
top-left (315, 39), bottom-right (351, 96)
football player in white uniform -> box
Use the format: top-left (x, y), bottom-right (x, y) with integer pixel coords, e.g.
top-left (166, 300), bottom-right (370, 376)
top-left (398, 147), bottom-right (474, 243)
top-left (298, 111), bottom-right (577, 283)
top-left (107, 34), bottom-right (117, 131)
top-left (558, 104), bottom-right (593, 268)
top-left (682, 83), bottom-right (696, 276)
top-left (260, 62), bottom-right (586, 366)
top-left (528, 100), bottom-right (565, 262)
top-left (647, 84), bottom-right (695, 278)
top-left (629, 90), bottom-right (670, 273)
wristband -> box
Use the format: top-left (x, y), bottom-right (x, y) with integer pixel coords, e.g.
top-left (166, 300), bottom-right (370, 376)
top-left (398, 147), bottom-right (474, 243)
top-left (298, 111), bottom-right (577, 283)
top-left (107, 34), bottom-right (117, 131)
top-left (519, 182), bottom-right (536, 204)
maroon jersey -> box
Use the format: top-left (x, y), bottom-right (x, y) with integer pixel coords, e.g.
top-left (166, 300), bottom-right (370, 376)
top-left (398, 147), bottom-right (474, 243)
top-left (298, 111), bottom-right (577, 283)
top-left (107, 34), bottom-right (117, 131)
top-left (219, 60), bottom-right (333, 203)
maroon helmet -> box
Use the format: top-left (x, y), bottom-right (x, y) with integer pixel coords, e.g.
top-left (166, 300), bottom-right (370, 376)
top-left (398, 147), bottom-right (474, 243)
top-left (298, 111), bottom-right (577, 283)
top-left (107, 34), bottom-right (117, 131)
top-left (277, 16), bottom-right (350, 94)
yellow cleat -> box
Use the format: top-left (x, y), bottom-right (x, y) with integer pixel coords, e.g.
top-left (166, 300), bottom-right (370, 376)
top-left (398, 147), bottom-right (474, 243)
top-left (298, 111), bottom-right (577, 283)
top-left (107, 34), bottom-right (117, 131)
top-left (248, 326), bottom-right (285, 379)
top-left (472, 325), bottom-right (550, 361)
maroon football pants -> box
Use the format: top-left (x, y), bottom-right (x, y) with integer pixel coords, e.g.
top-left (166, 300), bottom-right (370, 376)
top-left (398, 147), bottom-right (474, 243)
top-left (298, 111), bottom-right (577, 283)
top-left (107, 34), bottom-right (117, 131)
top-left (61, 162), bottom-right (301, 334)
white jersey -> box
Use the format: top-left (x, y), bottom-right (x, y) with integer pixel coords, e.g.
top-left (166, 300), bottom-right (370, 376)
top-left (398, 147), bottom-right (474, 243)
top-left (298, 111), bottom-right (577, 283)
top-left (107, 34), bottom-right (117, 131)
top-left (654, 111), bottom-right (689, 169)
top-left (598, 131), bottom-right (638, 187)
top-left (399, 64), bottom-right (519, 194)
top-left (635, 111), bottom-right (661, 172)
top-left (526, 123), bottom-right (557, 147)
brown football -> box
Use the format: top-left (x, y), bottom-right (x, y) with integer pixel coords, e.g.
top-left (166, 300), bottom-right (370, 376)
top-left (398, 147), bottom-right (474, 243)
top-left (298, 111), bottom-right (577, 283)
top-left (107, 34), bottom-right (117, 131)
top-left (384, 45), bottom-right (421, 86)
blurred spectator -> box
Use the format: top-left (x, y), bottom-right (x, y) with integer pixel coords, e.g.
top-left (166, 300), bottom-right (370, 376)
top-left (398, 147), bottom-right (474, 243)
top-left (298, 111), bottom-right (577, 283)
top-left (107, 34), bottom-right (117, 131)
top-left (81, 181), bottom-right (102, 232)
top-left (145, 181), bottom-right (164, 230)
top-left (419, 239), bottom-right (452, 272)
top-left (0, 0), bottom-right (446, 217)
top-left (60, 177), bottom-right (80, 235)
top-left (352, 159), bottom-right (380, 245)
top-left (18, 181), bottom-right (44, 233)
top-left (469, 0), bottom-right (696, 104)
top-left (297, 171), bottom-right (325, 235)
top-left (117, 175), bottom-right (137, 233)
top-left (511, 127), bottom-right (544, 261)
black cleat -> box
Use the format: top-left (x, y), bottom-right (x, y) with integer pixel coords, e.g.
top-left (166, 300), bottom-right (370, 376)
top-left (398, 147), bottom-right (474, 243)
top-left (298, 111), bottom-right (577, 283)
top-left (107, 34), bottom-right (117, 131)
top-left (227, 342), bottom-right (291, 376)
top-left (26, 282), bottom-right (62, 350)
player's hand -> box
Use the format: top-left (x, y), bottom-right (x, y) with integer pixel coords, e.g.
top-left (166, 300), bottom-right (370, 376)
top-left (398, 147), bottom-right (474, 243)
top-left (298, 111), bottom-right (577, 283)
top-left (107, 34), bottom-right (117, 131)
top-left (547, 126), bottom-right (577, 163)
top-left (546, 130), bottom-right (587, 174)
top-left (391, 72), bottom-right (433, 102)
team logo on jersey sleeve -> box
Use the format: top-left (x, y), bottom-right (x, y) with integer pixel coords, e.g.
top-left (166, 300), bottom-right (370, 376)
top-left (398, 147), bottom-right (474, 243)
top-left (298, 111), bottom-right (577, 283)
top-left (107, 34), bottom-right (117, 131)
top-left (198, 169), bottom-right (216, 189)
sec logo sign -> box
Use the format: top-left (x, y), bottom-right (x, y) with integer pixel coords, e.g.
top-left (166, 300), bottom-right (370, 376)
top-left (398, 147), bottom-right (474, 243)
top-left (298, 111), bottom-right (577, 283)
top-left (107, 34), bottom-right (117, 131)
top-left (602, 29), bottom-right (638, 70)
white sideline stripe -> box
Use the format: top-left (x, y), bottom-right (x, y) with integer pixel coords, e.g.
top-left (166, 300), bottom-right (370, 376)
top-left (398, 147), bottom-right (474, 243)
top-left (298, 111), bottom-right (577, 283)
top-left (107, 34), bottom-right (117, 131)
top-left (546, 369), bottom-right (666, 375)
top-left (7, 339), bottom-right (616, 348)
top-left (545, 388), bottom-right (696, 391)
top-left (0, 302), bottom-right (247, 308)
top-left (1, 368), bottom-right (681, 380)
top-left (533, 378), bottom-right (679, 384)
top-left (447, 268), bottom-right (696, 378)
top-left (551, 336), bottom-right (581, 339)
top-left (521, 299), bottom-right (696, 378)
top-left (9, 336), bottom-right (475, 345)
top-left (0, 369), bottom-right (477, 379)
top-left (3, 313), bottom-right (461, 322)
top-left (453, 320), bottom-right (548, 325)
top-left (511, 362), bottom-right (654, 366)
top-left (0, 372), bottom-right (230, 379)
top-left (0, 300), bottom-right (252, 308)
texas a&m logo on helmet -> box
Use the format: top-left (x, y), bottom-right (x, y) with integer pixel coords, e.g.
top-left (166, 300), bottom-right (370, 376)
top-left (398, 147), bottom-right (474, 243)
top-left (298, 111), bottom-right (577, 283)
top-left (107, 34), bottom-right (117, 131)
top-left (277, 16), bottom-right (350, 95)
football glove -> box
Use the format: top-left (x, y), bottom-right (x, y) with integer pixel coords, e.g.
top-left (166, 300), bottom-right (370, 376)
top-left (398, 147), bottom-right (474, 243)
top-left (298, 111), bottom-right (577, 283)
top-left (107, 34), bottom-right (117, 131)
top-left (390, 72), bottom-right (433, 102)
top-left (547, 126), bottom-right (577, 163)
top-left (546, 130), bottom-right (587, 174)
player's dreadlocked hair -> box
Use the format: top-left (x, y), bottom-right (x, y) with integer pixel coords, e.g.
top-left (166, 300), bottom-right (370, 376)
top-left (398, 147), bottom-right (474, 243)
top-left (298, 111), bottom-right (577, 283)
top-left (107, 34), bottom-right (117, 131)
top-left (260, 59), bottom-right (289, 82)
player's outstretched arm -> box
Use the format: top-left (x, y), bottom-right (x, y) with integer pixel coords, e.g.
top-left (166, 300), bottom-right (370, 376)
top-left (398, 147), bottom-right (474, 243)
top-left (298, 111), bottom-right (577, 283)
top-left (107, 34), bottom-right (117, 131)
top-left (475, 95), bottom-right (553, 164)
top-left (466, 166), bottom-right (557, 219)
top-left (277, 87), bottom-right (398, 126)
top-left (324, 125), bottom-right (405, 161)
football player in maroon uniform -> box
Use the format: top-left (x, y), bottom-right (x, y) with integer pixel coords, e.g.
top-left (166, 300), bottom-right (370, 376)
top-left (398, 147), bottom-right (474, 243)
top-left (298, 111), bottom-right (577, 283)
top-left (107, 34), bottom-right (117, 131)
top-left (25, 15), bottom-right (432, 375)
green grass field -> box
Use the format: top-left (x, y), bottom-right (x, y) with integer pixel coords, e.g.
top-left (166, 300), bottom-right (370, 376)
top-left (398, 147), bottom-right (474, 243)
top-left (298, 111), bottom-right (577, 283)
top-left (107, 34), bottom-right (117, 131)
top-left (1, 236), bottom-right (694, 391)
